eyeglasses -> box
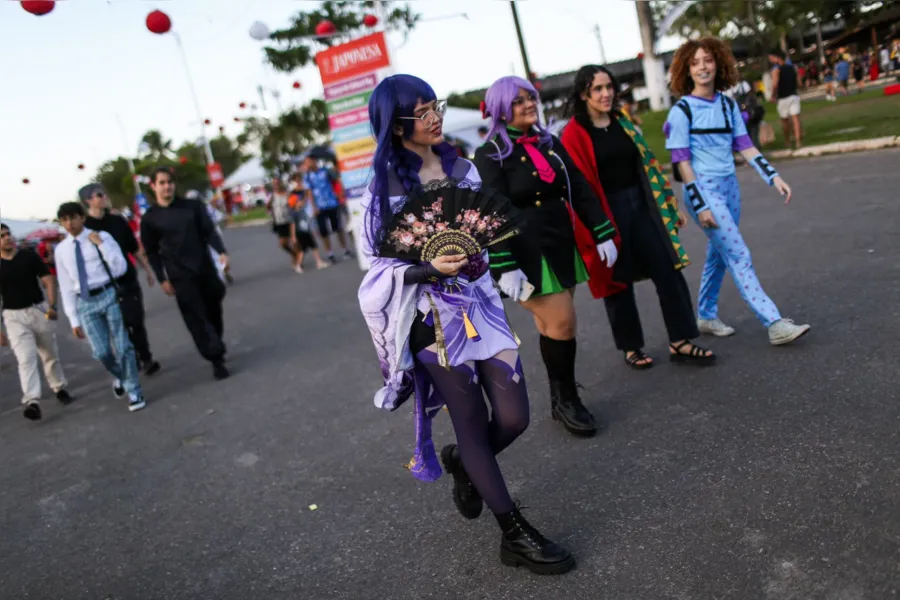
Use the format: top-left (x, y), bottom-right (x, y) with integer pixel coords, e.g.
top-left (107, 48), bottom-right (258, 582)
top-left (398, 100), bottom-right (447, 128)
top-left (511, 93), bottom-right (538, 107)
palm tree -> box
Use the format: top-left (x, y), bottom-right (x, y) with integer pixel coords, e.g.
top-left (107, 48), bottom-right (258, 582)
top-left (140, 130), bottom-right (174, 162)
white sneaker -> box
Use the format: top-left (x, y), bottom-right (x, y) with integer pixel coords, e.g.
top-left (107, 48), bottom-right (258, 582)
top-left (128, 394), bottom-right (146, 412)
top-left (768, 319), bottom-right (810, 346)
top-left (294, 265), bottom-right (304, 274)
top-left (698, 318), bottom-right (736, 337)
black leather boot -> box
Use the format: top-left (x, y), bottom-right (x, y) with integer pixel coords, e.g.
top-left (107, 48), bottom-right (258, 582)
top-left (550, 380), bottom-right (597, 436)
top-left (440, 444), bottom-right (483, 519)
top-left (496, 507), bottom-right (576, 575)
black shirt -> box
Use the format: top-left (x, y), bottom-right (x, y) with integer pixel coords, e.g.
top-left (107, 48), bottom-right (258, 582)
top-left (776, 63), bottom-right (798, 98)
top-left (0, 249), bottom-right (49, 310)
top-left (85, 210), bottom-right (139, 285)
top-left (140, 197), bottom-right (226, 282)
top-left (588, 117), bottom-right (641, 195)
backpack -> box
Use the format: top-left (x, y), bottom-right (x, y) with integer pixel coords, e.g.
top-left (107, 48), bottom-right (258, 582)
top-left (734, 81), bottom-right (765, 126)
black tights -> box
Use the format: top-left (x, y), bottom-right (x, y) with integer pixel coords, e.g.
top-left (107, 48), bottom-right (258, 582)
top-left (415, 348), bottom-right (529, 515)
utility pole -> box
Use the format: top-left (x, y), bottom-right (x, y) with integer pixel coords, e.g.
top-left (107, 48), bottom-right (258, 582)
top-left (593, 24), bottom-right (607, 64)
top-left (635, 0), bottom-right (670, 111)
top-left (509, 1), bottom-right (534, 84)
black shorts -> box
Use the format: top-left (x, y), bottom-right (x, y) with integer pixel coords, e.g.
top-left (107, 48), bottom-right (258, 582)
top-left (316, 207), bottom-right (342, 235)
top-left (295, 230), bottom-right (317, 251)
top-left (273, 223), bottom-right (292, 239)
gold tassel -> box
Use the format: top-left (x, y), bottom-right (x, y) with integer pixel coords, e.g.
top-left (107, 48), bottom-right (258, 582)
top-left (425, 293), bottom-right (451, 370)
top-left (463, 310), bottom-right (479, 339)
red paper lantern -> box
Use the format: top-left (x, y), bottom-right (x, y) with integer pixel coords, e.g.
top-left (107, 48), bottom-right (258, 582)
top-left (146, 10), bottom-right (172, 35)
top-left (21, 1), bottom-right (54, 16)
top-left (204, 119), bottom-right (211, 125)
top-left (179, 156), bottom-right (188, 165)
top-left (293, 81), bottom-right (302, 90)
top-left (315, 20), bottom-right (337, 36)
top-left (233, 117), bottom-right (241, 123)
top-left (637, 52), bottom-right (645, 60)
top-left (239, 102), bottom-right (247, 109)
top-left (363, 14), bottom-right (379, 27)
top-left (22, 178), bottom-right (30, 184)
top-left (77, 163), bottom-right (85, 170)
top-left (219, 126), bottom-right (225, 134)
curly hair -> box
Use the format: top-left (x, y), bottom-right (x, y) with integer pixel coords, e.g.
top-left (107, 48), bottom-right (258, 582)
top-left (668, 37), bottom-right (739, 97)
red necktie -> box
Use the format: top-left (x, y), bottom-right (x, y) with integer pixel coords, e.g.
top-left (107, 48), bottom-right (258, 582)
top-left (515, 135), bottom-right (556, 184)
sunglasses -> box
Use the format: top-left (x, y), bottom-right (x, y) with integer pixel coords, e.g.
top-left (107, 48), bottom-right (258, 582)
top-left (0, 232), bottom-right (10, 239)
top-left (93, 191), bottom-right (106, 199)
top-left (397, 100), bottom-right (447, 129)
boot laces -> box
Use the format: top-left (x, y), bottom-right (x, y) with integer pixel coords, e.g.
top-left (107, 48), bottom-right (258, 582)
top-left (511, 502), bottom-right (549, 547)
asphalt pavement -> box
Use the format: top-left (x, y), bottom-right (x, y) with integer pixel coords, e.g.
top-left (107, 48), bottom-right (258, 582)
top-left (2, 149), bottom-right (900, 600)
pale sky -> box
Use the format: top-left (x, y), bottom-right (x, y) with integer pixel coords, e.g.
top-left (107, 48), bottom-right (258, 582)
top-left (1, 0), bottom-right (680, 220)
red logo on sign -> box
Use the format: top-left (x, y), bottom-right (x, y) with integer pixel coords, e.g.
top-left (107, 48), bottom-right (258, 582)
top-left (316, 32), bottom-right (390, 86)
top-left (207, 163), bottom-right (225, 189)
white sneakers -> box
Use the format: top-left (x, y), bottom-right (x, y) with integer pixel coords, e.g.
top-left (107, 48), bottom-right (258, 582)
top-left (767, 319), bottom-right (811, 346)
top-left (698, 318), bottom-right (736, 337)
top-left (698, 317), bottom-right (811, 346)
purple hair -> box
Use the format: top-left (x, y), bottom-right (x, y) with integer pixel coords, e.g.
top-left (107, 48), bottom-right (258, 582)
top-left (482, 76), bottom-right (552, 161)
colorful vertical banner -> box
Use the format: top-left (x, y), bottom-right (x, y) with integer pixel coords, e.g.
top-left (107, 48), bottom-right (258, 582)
top-left (316, 31), bottom-right (394, 270)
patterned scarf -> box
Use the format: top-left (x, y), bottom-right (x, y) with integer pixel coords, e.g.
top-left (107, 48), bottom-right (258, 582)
top-left (615, 114), bottom-right (690, 269)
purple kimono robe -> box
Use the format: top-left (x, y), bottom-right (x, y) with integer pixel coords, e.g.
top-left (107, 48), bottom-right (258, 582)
top-left (358, 157), bottom-right (519, 482)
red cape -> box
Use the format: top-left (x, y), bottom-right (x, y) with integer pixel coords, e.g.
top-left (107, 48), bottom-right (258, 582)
top-left (560, 118), bottom-right (626, 299)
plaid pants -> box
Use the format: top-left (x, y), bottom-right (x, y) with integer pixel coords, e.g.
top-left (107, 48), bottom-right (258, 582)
top-left (76, 288), bottom-right (141, 397)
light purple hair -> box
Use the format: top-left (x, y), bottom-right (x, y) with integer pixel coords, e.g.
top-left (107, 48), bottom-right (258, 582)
top-left (482, 76), bottom-right (552, 161)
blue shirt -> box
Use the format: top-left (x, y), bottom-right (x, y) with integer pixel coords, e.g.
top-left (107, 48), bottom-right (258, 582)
top-left (664, 93), bottom-right (753, 178)
top-left (835, 60), bottom-right (850, 81)
top-left (303, 168), bottom-right (340, 211)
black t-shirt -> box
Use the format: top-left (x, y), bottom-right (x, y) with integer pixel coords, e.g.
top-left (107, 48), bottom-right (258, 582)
top-left (589, 117), bottom-right (641, 195)
top-left (776, 63), bottom-right (798, 98)
top-left (0, 249), bottom-right (49, 310)
top-left (85, 210), bottom-right (139, 284)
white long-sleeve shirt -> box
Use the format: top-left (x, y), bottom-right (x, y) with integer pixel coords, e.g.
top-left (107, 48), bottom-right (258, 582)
top-left (55, 229), bottom-right (127, 328)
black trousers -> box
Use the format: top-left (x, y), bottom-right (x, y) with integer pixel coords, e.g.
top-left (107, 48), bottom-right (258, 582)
top-left (118, 279), bottom-right (153, 364)
top-left (172, 266), bottom-right (226, 363)
top-left (603, 185), bottom-right (698, 351)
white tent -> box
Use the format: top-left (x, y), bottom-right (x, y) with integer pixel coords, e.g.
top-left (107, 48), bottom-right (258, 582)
top-left (442, 106), bottom-right (490, 151)
top-left (2, 218), bottom-right (63, 240)
top-left (222, 157), bottom-right (269, 189)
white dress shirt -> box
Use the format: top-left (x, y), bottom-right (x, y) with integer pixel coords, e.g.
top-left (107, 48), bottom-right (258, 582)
top-left (56, 228), bottom-right (128, 328)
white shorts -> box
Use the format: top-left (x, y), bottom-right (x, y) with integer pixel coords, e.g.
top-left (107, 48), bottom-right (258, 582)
top-left (776, 95), bottom-right (801, 119)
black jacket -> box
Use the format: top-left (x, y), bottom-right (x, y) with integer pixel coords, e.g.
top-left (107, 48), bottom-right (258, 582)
top-left (140, 198), bottom-right (226, 282)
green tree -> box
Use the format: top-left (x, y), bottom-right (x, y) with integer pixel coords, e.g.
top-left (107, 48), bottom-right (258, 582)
top-left (447, 89), bottom-right (487, 111)
top-left (95, 157), bottom-right (138, 210)
top-left (263, 1), bottom-right (421, 72)
top-left (139, 129), bottom-right (174, 162)
top-left (241, 99), bottom-right (331, 178)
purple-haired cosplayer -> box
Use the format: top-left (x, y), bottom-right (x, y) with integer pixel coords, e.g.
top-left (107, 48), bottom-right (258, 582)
top-left (474, 76), bottom-right (618, 437)
top-left (358, 74), bottom-right (576, 576)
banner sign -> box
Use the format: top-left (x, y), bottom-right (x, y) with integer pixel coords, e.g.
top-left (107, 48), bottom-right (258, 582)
top-left (317, 31), bottom-right (394, 270)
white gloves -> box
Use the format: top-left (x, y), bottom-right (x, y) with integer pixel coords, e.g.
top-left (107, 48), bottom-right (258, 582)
top-left (596, 240), bottom-right (618, 268)
top-left (498, 269), bottom-right (529, 302)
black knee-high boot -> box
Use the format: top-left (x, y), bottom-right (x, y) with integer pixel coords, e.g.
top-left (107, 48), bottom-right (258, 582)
top-left (539, 336), bottom-right (597, 436)
top-left (495, 507), bottom-right (576, 575)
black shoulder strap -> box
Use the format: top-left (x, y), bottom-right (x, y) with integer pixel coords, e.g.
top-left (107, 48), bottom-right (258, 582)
top-left (676, 99), bottom-right (693, 128)
top-left (93, 243), bottom-right (121, 291)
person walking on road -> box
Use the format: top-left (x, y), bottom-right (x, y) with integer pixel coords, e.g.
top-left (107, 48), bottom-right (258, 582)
top-left (666, 38), bottom-right (810, 346)
top-left (359, 74), bottom-right (576, 576)
top-left (81, 183), bottom-right (161, 376)
top-left (140, 167), bottom-right (230, 380)
top-left (54, 203), bottom-right (146, 412)
top-left (0, 223), bottom-right (73, 420)
top-left (303, 156), bottom-right (352, 264)
top-left (560, 65), bottom-right (714, 370)
top-left (268, 178), bottom-right (300, 273)
top-left (474, 76), bottom-right (619, 437)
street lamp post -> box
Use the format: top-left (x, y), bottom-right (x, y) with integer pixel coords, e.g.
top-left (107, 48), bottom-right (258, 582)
top-left (172, 31), bottom-right (215, 166)
top-left (509, 1), bottom-right (535, 85)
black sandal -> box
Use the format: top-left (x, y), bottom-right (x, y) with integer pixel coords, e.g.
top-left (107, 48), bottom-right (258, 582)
top-left (624, 350), bottom-right (654, 370)
top-left (669, 341), bottom-right (716, 366)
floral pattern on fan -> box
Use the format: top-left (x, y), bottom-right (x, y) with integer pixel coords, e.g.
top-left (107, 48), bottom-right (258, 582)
top-left (388, 195), bottom-right (510, 258)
